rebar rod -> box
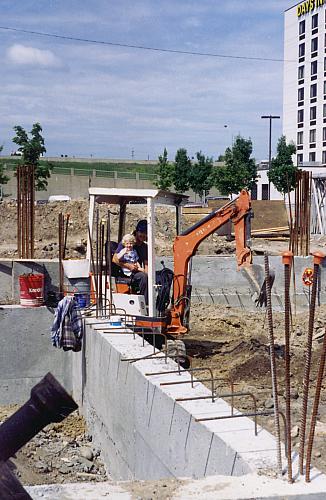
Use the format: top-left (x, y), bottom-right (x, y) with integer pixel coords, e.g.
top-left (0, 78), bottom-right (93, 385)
top-left (63, 213), bottom-right (70, 260)
top-left (299, 252), bottom-right (325, 475)
top-left (283, 251), bottom-right (294, 483)
top-left (17, 166), bottom-right (21, 257)
top-left (95, 209), bottom-right (99, 317)
top-left (264, 253), bottom-right (282, 474)
top-left (305, 328), bottom-right (326, 482)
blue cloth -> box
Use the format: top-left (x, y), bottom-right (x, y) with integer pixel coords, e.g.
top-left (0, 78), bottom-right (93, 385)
top-left (51, 296), bottom-right (83, 351)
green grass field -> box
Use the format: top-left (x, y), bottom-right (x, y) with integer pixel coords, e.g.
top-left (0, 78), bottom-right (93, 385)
top-left (0, 158), bottom-right (157, 179)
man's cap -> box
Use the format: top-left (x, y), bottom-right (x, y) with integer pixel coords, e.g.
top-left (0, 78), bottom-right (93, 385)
top-left (136, 219), bottom-right (147, 233)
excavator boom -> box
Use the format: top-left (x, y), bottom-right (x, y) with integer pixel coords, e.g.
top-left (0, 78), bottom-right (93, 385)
top-left (167, 190), bottom-right (252, 335)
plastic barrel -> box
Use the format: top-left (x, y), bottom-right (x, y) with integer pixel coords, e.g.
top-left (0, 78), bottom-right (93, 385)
top-left (19, 274), bottom-right (44, 307)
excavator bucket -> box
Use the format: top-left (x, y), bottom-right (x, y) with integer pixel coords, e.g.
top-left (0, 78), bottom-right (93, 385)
top-left (240, 263), bottom-right (275, 308)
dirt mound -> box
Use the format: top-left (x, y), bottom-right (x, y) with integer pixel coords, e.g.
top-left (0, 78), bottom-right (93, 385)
top-left (0, 199), bottom-right (240, 259)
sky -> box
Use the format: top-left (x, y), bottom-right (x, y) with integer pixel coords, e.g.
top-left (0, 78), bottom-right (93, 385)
top-left (0, 1), bottom-right (297, 161)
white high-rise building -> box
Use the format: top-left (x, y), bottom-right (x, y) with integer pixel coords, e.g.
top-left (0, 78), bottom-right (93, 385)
top-left (284, 0), bottom-right (326, 166)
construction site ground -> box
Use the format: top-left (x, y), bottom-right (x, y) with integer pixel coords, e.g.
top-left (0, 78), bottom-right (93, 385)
top-left (1, 200), bottom-right (326, 485)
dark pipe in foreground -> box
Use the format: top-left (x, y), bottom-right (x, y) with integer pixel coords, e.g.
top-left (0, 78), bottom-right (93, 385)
top-left (0, 372), bottom-right (78, 464)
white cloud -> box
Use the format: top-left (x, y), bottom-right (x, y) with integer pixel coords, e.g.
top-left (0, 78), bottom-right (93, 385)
top-left (7, 44), bottom-right (61, 67)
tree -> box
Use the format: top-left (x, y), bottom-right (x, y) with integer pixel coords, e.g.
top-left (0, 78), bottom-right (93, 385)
top-left (267, 135), bottom-right (297, 194)
top-left (188, 151), bottom-right (214, 199)
top-left (155, 148), bottom-right (175, 190)
top-left (173, 148), bottom-right (191, 192)
top-left (0, 146), bottom-right (10, 186)
top-left (213, 135), bottom-right (257, 195)
top-left (12, 123), bottom-right (52, 191)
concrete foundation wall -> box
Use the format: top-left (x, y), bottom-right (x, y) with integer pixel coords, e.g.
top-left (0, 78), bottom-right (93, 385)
top-left (71, 321), bottom-right (284, 481)
top-left (0, 306), bottom-right (71, 405)
top-left (1, 255), bottom-right (326, 310)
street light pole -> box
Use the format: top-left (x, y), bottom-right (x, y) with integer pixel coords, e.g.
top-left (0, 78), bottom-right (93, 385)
top-left (261, 115), bottom-right (280, 200)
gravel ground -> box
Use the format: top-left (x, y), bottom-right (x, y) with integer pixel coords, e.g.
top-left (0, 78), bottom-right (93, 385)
top-left (0, 408), bottom-right (107, 486)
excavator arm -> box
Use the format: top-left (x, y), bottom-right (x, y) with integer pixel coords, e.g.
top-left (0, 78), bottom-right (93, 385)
top-left (167, 190), bottom-right (252, 335)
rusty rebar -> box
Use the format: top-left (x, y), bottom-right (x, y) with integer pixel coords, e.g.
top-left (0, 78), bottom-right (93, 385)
top-left (299, 252), bottom-right (325, 475)
top-left (305, 328), bottom-right (326, 482)
top-left (264, 253), bottom-right (282, 474)
top-left (283, 251), bottom-right (294, 483)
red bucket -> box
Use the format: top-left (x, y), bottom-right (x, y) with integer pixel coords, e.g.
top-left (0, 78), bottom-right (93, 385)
top-left (19, 274), bottom-right (44, 307)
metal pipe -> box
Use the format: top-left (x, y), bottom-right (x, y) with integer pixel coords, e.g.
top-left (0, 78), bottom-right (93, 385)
top-left (299, 251), bottom-right (325, 475)
top-left (0, 373), bottom-right (77, 463)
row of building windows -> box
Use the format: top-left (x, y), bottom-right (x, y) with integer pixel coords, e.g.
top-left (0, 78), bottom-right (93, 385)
top-left (299, 12), bottom-right (323, 37)
top-left (298, 57), bottom-right (326, 81)
top-left (297, 151), bottom-right (326, 163)
top-left (297, 81), bottom-right (326, 102)
top-left (298, 35), bottom-right (326, 58)
top-left (298, 126), bottom-right (326, 142)
top-left (297, 102), bottom-right (326, 123)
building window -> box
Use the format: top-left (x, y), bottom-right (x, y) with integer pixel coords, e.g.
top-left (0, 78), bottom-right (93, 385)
top-left (262, 184), bottom-right (269, 201)
top-left (312, 13), bottom-right (318, 29)
top-left (298, 65), bottom-right (305, 80)
top-left (323, 151), bottom-right (326, 164)
top-left (297, 153), bottom-right (303, 165)
top-left (310, 106), bottom-right (317, 120)
top-left (298, 87), bottom-right (304, 102)
top-left (298, 109), bottom-right (304, 123)
top-left (251, 184), bottom-right (257, 200)
top-left (323, 127), bottom-right (326, 141)
top-left (297, 131), bottom-right (303, 145)
top-left (309, 152), bottom-right (316, 162)
top-left (311, 37), bottom-right (318, 53)
top-left (311, 60), bottom-right (318, 76)
top-left (324, 103), bottom-right (326, 117)
top-left (299, 43), bottom-right (305, 57)
top-left (299, 19), bottom-right (306, 35)
top-left (310, 129), bottom-right (316, 143)
top-left (311, 83), bottom-right (317, 98)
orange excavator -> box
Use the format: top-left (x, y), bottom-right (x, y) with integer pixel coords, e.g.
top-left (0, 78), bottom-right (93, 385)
top-left (165, 189), bottom-right (252, 336)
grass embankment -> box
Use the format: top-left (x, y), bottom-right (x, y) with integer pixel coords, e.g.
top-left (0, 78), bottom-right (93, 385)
top-left (0, 158), bottom-right (158, 175)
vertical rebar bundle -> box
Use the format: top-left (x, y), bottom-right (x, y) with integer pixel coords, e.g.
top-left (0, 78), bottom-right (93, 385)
top-left (282, 251), bottom-right (294, 483)
top-left (290, 170), bottom-right (312, 256)
top-left (17, 164), bottom-right (35, 258)
top-left (299, 252), bottom-right (325, 475)
top-left (264, 253), bottom-right (282, 474)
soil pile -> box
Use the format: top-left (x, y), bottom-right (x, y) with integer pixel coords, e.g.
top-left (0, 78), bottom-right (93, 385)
top-left (0, 199), bottom-right (236, 259)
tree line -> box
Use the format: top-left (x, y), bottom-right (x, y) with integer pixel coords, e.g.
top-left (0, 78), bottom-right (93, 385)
top-left (0, 124), bottom-right (297, 198)
top-left (155, 135), bottom-right (298, 198)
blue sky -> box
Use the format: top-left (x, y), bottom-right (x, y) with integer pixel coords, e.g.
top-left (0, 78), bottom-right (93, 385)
top-left (0, 1), bottom-right (296, 161)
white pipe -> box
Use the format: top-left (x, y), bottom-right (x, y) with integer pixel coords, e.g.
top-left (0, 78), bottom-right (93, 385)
top-left (86, 195), bottom-right (95, 264)
top-left (147, 197), bottom-right (155, 316)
